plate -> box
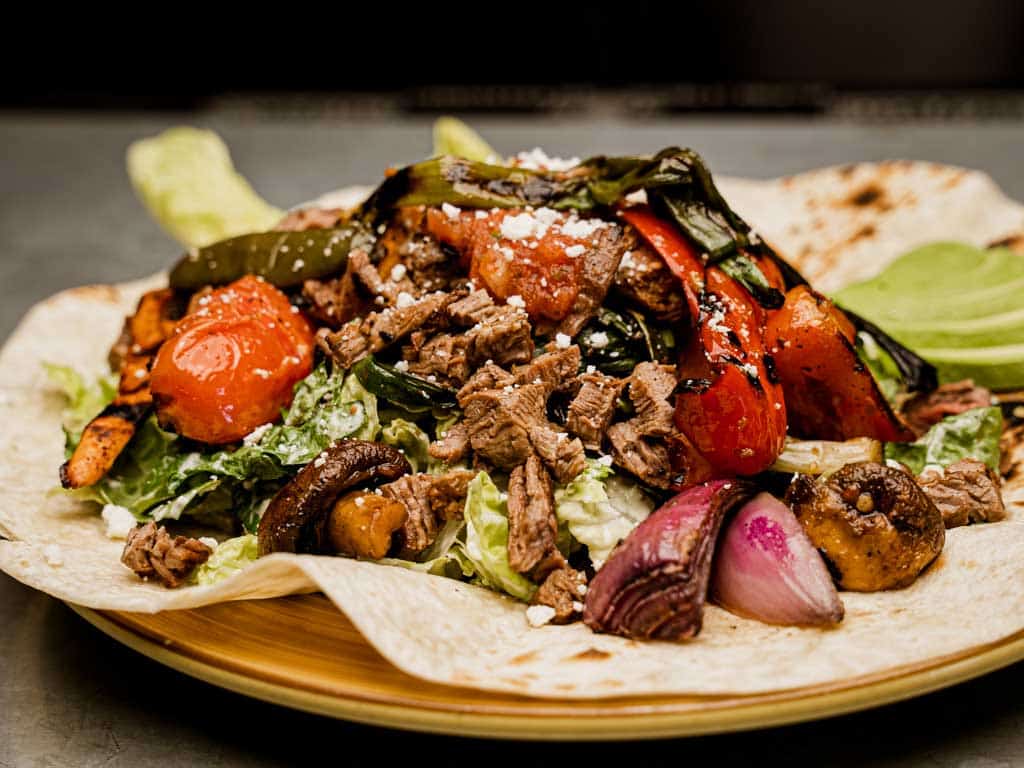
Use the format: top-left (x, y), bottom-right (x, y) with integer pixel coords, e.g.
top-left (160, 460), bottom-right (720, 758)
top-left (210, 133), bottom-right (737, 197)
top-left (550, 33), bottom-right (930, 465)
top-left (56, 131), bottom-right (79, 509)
top-left (71, 595), bottom-right (1024, 741)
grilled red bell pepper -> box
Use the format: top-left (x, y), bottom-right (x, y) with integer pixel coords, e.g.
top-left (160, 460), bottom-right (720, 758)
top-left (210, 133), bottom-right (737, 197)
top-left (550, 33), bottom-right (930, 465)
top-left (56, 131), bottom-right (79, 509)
top-left (765, 285), bottom-right (915, 442)
top-left (621, 207), bottom-right (787, 482)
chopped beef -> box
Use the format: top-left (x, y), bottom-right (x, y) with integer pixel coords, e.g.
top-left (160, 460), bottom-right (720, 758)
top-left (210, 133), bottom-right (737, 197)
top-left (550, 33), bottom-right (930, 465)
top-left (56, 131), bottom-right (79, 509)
top-left (400, 234), bottom-right (462, 293)
top-left (627, 362), bottom-right (678, 437)
top-left (514, 344), bottom-right (581, 395)
top-left (918, 459), bottom-right (1006, 528)
top-left (429, 422), bottom-right (471, 465)
top-left (120, 522), bottom-right (212, 588)
top-left (901, 380), bottom-right (993, 436)
top-left (383, 469), bottom-right (475, 553)
top-left (460, 383), bottom-right (549, 469)
top-left (532, 566), bottom-right (588, 624)
top-left (317, 324), bottom-right (368, 370)
top-left (465, 306), bottom-right (535, 368)
top-left (302, 250), bottom-right (375, 329)
top-left (607, 420), bottom-right (673, 489)
top-left (448, 289), bottom-right (500, 325)
top-left (405, 333), bottom-right (471, 386)
top-left (458, 362), bottom-right (516, 401)
top-left (507, 455), bottom-right (564, 577)
top-left (554, 223), bottom-right (628, 337)
top-left (566, 372), bottom-right (625, 450)
top-left (612, 242), bottom-right (687, 321)
top-left (320, 290), bottom-right (452, 369)
top-left (529, 424), bottom-right (587, 483)
top-left (276, 207), bottom-right (346, 231)
top-left (370, 291), bottom-right (451, 347)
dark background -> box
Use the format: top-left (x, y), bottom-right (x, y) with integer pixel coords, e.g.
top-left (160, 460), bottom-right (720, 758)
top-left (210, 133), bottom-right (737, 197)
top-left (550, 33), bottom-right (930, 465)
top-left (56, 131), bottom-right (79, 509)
top-left (6, 0), bottom-right (1023, 115)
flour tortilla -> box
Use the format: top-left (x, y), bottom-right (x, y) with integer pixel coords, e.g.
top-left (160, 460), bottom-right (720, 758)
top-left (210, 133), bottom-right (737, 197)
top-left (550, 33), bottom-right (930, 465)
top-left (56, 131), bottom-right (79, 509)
top-left (2, 163), bottom-right (1024, 700)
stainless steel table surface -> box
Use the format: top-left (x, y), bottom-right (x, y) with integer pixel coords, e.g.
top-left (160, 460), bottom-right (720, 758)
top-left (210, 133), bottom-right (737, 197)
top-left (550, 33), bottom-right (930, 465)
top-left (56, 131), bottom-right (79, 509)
top-left (3, 112), bottom-right (1024, 767)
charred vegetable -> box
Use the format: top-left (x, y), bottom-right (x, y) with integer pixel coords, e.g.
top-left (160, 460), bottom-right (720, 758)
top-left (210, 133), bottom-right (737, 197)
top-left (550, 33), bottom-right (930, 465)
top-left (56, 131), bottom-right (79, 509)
top-left (326, 490), bottom-right (410, 559)
top-left (622, 207), bottom-right (787, 482)
top-left (583, 480), bottom-right (754, 640)
top-left (711, 493), bottom-right (844, 626)
top-left (151, 276), bottom-right (315, 444)
top-left (169, 225), bottom-right (373, 290)
top-left (351, 356), bottom-right (458, 413)
top-left (60, 402), bottom-right (151, 489)
top-left (257, 439), bottom-right (411, 556)
top-left (766, 286), bottom-right (915, 443)
top-left (787, 462), bottom-right (945, 591)
top-left (576, 308), bottom-right (674, 375)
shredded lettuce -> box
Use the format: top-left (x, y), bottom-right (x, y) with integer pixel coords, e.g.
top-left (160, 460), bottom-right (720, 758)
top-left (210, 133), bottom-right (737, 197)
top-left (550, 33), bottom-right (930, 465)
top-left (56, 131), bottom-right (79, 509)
top-left (66, 362), bottom-right (378, 531)
top-left (127, 127), bottom-right (283, 248)
top-left (462, 472), bottom-right (537, 601)
top-left (381, 419), bottom-right (434, 473)
top-left (43, 363), bottom-right (117, 452)
top-left (555, 460), bottom-right (654, 569)
top-left (885, 406), bottom-right (1003, 474)
top-left (373, 519), bottom-right (476, 579)
top-left (191, 534), bottom-right (259, 586)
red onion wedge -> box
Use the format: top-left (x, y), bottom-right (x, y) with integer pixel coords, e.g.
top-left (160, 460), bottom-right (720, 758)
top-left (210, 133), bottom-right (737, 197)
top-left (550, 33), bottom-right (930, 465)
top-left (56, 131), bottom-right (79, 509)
top-left (583, 480), bottom-right (755, 641)
top-left (711, 492), bottom-right (844, 626)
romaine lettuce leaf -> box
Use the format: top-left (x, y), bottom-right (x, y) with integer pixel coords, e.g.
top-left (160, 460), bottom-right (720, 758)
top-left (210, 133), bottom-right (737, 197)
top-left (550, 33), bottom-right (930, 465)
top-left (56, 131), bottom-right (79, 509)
top-left (884, 406), bottom-right (1002, 474)
top-left (127, 127), bottom-right (283, 248)
top-left (68, 362), bottom-right (378, 530)
top-left (432, 117), bottom-right (498, 162)
top-left (43, 363), bottom-right (117, 452)
top-left (555, 460), bottom-right (654, 569)
top-left (191, 534), bottom-right (259, 586)
top-left (381, 418), bottom-right (433, 473)
top-left (462, 472), bottom-right (537, 602)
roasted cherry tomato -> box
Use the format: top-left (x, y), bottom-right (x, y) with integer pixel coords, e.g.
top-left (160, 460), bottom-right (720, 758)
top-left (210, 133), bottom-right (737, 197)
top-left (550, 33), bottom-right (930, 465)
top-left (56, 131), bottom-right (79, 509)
top-left (622, 206), bottom-right (787, 482)
top-left (150, 276), bottom-right (314, 444)
top-left (424, 206), bottom-right (607, 322)
top-left (765, 285), bottom-right (915, 442)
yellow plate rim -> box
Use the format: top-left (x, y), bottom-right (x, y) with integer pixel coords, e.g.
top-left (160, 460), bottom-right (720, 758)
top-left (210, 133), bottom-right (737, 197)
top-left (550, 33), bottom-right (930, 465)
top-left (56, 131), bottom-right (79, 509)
top-left (69, 602), bottom-right (1024, 741)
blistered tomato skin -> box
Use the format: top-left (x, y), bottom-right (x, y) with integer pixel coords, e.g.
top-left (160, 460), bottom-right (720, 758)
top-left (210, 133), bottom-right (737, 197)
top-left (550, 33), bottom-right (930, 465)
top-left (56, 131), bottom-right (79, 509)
top-left (150, 276), bottom-right (314, 445)
top-left (424, 207), bottom-right (597, 322)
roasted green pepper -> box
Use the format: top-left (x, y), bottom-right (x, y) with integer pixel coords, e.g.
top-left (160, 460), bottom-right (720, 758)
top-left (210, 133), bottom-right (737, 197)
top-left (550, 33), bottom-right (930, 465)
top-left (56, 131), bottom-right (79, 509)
top-left (351, 356), bottom-right (458, 413)
top-left (168, 224), bottom-right (374, 290)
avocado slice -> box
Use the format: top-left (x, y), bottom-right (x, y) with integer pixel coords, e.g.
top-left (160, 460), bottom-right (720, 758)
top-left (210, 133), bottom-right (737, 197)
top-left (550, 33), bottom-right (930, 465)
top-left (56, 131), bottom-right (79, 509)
top-left (834, 241), bottom-right (1024, 390)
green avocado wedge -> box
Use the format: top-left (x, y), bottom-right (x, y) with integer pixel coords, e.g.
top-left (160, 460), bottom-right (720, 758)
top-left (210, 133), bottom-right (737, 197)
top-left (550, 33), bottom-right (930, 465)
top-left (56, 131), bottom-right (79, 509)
top-left (835, 241), bottom-right (1024, 390)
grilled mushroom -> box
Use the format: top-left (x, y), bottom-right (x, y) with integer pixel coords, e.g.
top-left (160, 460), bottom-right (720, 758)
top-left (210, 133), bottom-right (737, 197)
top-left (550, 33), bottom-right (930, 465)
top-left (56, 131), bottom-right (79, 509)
top-left (787, 462), bottom-right (944, 591)
top-left (257, 439), bottom-right (411, 557)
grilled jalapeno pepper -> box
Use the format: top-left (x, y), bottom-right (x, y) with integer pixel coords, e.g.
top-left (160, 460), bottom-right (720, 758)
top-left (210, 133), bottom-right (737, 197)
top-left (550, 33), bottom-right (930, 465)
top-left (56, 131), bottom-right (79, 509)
top-left (168, 224), bottom-right (374, 290)
top-left (352, 356), bottom-right (458, 413)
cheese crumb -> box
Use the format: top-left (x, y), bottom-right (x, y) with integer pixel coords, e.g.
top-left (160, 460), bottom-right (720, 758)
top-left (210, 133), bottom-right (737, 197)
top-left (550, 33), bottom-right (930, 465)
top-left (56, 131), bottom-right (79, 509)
top-left (389, 264), bottom-right (407, 282)
top-left (101, 505), bottom-right (137, 540)
top-left (252, 368), bottom-right (271, 379)
top-left (588, 331), bottom-right (609, 349)
top-left (500, 213), bottom-right (537, 241)
top-left (474, 210), bottom-right (489, 220)
top-left (618, 250), bottom-right (635, 270)
top-left (441, 202), bottom-right (461, 220)
top-left (395, 292), bottom-right (416, 309)
top-left (515, 148), bottom-right (580, 172)
top-left (243, 423), bottom-right (274, 446)
top-left (394, 360), bottom-right (410, 373)
top-left (597, 454), bottom-right (614, 467)
top-left (291, 258), bottom-right (306, 272)
top-left (506, 294), bottom-right (526, 309)
top-left (554, 333), bottom-right (572, 349)
top-left (564, 244), bottom-right (586, 258)
top-left (572, 601), bottom-right (584, 613)
top-left (526, 604), bottom-right (557, 628)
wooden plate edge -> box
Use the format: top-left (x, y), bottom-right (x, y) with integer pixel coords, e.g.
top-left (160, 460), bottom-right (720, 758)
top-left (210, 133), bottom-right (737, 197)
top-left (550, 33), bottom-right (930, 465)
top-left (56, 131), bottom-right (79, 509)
top-left (69, 603), bottom-right (1024, 741)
